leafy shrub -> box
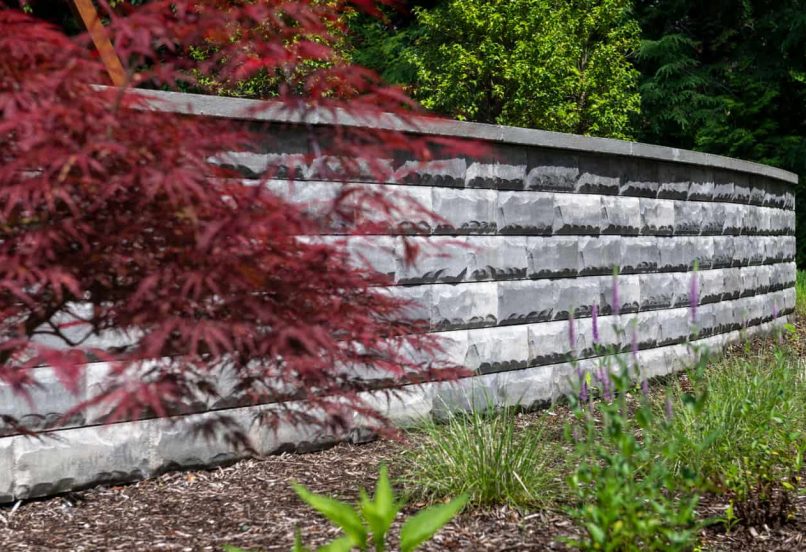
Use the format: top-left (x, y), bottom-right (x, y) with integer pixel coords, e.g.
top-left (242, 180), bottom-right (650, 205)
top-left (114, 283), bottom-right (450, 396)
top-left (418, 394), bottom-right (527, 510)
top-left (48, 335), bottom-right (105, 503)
top-left (565, 355), bottom-right (702, 551)
top-left (648, 346), bottom-right (806, 527)
top-left (291, 465), bottom-right (467, 552)
top-left (399, 402), bottom-right (564, 509)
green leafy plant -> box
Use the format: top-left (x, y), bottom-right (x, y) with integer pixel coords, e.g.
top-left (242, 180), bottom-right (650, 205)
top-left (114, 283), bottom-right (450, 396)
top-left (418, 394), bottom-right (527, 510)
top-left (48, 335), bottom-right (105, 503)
top-left (291, 465), bottom-right (467, 552)
top-left (565, 351), bottom-right (702, 551)
top-left (399, 401), bottom-right (564, 509)
top-left (648, 345), bottom-right (806, 527)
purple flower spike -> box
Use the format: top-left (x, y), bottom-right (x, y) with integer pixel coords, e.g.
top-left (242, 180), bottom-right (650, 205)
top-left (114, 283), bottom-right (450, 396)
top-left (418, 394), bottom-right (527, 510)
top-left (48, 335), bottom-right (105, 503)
top-left (591, 303), bottom-right (600, 344)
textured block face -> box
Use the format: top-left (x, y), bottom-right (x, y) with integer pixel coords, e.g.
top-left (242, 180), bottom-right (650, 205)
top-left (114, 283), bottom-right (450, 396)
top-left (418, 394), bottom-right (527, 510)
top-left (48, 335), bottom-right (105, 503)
top-left (640, 273), bottom-right (675, 310)
top-left (576, 156), bottom-right (620, 195)
top-left (639, 198), bottom-right (674, 235)
top-left (602, 196), bottom-right (640, 235)
top-left (622, 161), bottom-right (660, 197)
top-left (688, 168), bottom-right (715, 201)
top-left (622, 237), bottom-right (660, 273)
top-left (466, 162), bottom-right (526, 189)
top-left (674, 201), bottom-right (703, 235)
top-left (432, 282), bottom-right (497, 330)
top-left (578, 236), bottom-right (622, 276)
top-left (658, 165), bottom-right (690, 200)
top-left (468, 237), bottom-right (529, 281)
top-left (396, 158), bottom-right (467, 187)
top-left (0, 368), bottom-right (85, 434)
top-left (701, 203), bottom-right (726, 235)
top-left (526, 151), bottom-right (579, 192)
top-left (527, 321), bottom-right (570, 366)
top-left (465, 325), bottom-right (529, 374)
top-left (713, 171), bottom-right (735, 201)
top-left (497, 192), bottom-right (554, 235)
top-left (658, 237), bottom-right (688, 272)
top-left (498, 280), bottom-right (556, 324)
top-left (600, 274), bottom-right (640, 315)
top-left (554, 194), bottom-right (602, 234)
top-left (527, 236), bottom-right (578, 278)
top-left (432, 188), bottom-right (497, 234)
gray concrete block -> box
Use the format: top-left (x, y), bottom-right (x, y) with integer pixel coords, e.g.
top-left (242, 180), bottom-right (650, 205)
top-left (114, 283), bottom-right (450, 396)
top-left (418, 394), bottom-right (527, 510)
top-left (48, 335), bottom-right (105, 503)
top-left (674, 201), bottom-right (703, 235)
top-left (432, 282), bottom-right (497, 330)
top-left (635, 310), bottom-right (662, 348)
top-left (713, 171), bottom-right (735, 202)
top-left (687, 168), bottom-right (715, 201)
top-left (578, 236), bottom-right (622, 275)
top-left (722, 267), bottom-right (743, 301)
top-left (783, 190), bottom-right (796, 210)
top-left (749, 178), bottom-right (766, 206)
top-left (701, 203), bottom-right (726, 235)
top-left (742, 205), bottom-right (762, 235)
top-left (658, 237), bottom-right (688, 272)
top-left (387, 285), bottom-right (432, 325)
top-left (554, 194), bottom-right (602, 235)
top-left (345, 236), bottom-right (398, 281)
top-left (711, 236), bottom-right (735, 269)
top-left (747, 237), bottom-right (765, 265)
top-left (468, 236), bottom-right (529, 281)
top-left (525, 152), bottom-right (579, 192)
top-left (731, 236), bottom-right (753, 267)
top-left (687, 237), bottom-right (714, 270)
top-left (576, 156), bottom-right (620, 195)
top-left (395, 158), bottom-right (467, 188)
top-left (639, 273), bottom-right (675, 310)
top-left (621, 237), bottom-right (660, 273)
top-left (498, 280), bottom-right (556, 324)
top-left (723, 203), bottom-right (744, 235)
top-left (0, 367), bottom-right (85, 434)
top-left (668, 272), bottom-right (691, 307)
top-left (658, 164), bottom-right (690, 200)
top-left (554, 277), bottom-right (600, 319)
top-left (432, 188), bottom-right (496, 234)
top-left (490, 366), bottom-right (554, 409)
top-left (528, 321), bottom-right (571, 366)
top-left (396, 236), bottom-right (471, 284)
top-left (527, 236), bottom-right (578, 278)
top-left (466, 162), bottom-right (526, 190)
top-left (783, 236), bottom-right (796, 261)
top-left (600, 274), bottom-right (640, 315)
top-left (659, 308), bottom-right (691, 346)
top-left (497, 191), bottom-right (554, 235)
top-left (738, 267), bottom-right (759, 297)
top-left (0, 440), bottom-right (13, 503)
top-left (699, 269), bottom-right (724, 304)
top-left (465, 325), bottom-right (529, 374)
top-left (602, 196), bottom-right (640, 235)
top-left (639, 198), bottom-right (674, 235)
top-left (763, 181), bottom-right (787, 208)
top-left (732, 173), bottom-right (752, 203)
top-left (621, 162), bottom-right (659, 197)
top-left (12, 422), bottom-right (154, 499)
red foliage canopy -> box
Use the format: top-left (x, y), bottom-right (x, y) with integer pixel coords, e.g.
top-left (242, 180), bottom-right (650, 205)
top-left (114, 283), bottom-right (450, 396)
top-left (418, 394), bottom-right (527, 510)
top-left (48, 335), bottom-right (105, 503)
top-left (0, 1), bottom-right (467, 444)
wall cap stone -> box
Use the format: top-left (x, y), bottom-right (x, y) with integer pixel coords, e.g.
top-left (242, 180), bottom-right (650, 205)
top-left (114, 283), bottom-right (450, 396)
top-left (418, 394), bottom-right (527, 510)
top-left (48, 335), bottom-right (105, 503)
top-left (130, 88), bottom-right (798, 186)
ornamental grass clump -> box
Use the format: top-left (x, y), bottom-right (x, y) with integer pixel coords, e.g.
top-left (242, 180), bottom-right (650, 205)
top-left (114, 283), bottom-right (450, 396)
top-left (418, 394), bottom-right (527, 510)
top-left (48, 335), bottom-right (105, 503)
top-left (399, 402), bottom-right (565, 510)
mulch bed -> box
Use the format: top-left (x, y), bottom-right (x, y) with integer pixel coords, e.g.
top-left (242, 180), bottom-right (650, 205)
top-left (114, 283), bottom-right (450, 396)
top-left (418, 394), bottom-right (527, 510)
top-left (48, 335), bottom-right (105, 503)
top-left (1, 321), bottom-right (805, 551)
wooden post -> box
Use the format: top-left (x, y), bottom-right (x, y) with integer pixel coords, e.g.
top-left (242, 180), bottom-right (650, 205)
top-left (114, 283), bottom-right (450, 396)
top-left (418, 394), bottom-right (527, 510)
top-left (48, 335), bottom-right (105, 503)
top-left (71, 0), bottom-right (126, 87)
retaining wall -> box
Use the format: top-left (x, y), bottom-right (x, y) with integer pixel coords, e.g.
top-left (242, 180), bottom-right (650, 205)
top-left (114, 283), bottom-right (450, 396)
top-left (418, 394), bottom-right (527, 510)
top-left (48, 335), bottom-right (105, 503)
top-left (0, 90), bottom-right (797, 502)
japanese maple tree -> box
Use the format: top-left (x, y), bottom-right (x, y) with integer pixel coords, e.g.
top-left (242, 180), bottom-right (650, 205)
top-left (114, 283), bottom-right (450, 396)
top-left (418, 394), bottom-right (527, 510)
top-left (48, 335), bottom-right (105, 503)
top-left (0, 1), bottom-right (467, 445)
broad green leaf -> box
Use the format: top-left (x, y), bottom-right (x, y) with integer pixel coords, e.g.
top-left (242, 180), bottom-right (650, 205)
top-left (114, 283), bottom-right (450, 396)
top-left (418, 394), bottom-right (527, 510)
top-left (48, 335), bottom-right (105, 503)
top-left (399, 495), bottom-right (467, 552)
top-left (292, 483), bottom-right (367, 548)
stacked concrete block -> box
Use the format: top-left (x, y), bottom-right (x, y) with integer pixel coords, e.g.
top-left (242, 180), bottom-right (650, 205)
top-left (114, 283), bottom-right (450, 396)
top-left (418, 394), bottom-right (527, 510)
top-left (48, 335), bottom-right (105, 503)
top-left (0, 89), bottom-right (798, 502)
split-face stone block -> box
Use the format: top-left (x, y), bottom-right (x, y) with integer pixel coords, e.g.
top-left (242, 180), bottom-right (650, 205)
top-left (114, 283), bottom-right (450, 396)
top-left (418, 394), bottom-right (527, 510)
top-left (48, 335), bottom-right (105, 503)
top-left (345, 236), bottom-right (398, 282)
top-left (635, 310), bottom-right (661, 348)
top-left (527, 321), bottom-right (571, 366)
top-left (602, 196), bottom-right (640, 235)
top-left (639, 273), bottom-right (675, 310)
top-left (578, 236), bottom-right (622, 276)
top-left (497, 191), bottom-right (554, 235)
top-left (621, 237), bottom-right (660, 273)
top-left (0, 366), bottom-right (86, 435)
top-left (0, 440), bottom-right (13, 502)
top-left (701, 203), bottom-right (726, 235)
top-left (526, 151), bottom-right (579, 192)
top-left (731, 236), bottom-right (753, 267)
top-left (722, 268), bottom-right (743, 301)
top-left (621, 161), bottom-right (659, 197)
top-left (699, 270), bottom-right (725, 304)
top-left (600, 274), bottom-right (640, 315)
top-left (527, 236), bottom-right (578, 278)
top-left (732, 173), bottom-right (752, 204)
top-left (639, 198), bottom-right (674, 235)
top-left (711, 236), bottom-right (735, 269)
top-left (554, 193), bottom-right (602, 235)
top-left (395, 158), bottom-right (467, 187)
top-left (687, 168), bottom-right (715, 201)
top-left (466, 162), bottom-right (526, 190)
top-left (674, 201), bottom-right (703, 235)
top-left (431, 282), bottom-right (497, 330)
top-left (432, 188), bottom-right (496, 234)
top-left (659, 308), bottom-right (691, 346)
top-left (465, 325), bottom-right (529, 374)
top-left (687, 237), bottom-right (714, 270)
top-left (783, 236), bottom-right (796, 261)
top-left (722, 203), bottom-right (744, 235)
top-left (749, 178), bottom-right (767, 206)
top-left (747, 237), bottom-right (765, 265)
top-left (657, 164), bottom-right (690, 200)
top-left (713, 171), bottom-right (735, 202)
top-left (576, 155), bottom-right (620, 195)
top-left (658, 237), bottom-right (688, 272)
top-left (467, 236), bottom-right (529, 281)
top-left (498, 280), bottom-right (556, 325)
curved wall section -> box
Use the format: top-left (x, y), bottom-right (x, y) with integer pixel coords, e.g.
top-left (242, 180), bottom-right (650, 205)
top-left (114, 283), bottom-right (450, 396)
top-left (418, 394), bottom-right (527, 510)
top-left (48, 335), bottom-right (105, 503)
top-left (0, 90), bottom-right (797, 502)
